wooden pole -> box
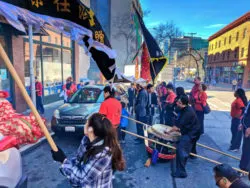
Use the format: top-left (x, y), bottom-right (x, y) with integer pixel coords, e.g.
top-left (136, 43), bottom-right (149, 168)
top-left (122, 116), bottom-right (241, 161)
top-left (197, 143), bottom-right (240, 161)
top-left (0, 43), bottom-right (58, 152)
top-left (122, 129), bottom-right (249, 175)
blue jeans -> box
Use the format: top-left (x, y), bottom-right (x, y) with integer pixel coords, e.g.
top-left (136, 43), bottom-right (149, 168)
top-left (36, 96), bottom-right (44, 114)
top-left (240, 133), bottom-right (250, 171)
top-left (230, 118), bottom-right (242, 150)
top-left (195, 111), bottom-right (204, 134)
top-left (175, 135), bottom-right (194, 176)
top-left (136, 115), bottom-right (146, 138)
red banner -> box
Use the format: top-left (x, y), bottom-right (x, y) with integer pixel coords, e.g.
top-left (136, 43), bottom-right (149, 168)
top-left (140, 42), bottom-right (151, 81)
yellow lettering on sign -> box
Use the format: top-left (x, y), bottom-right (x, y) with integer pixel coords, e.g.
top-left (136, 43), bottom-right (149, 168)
top-left (79, 5), bottom-right (95, 27)
top-left (88, 9), bottom-right (95, 27)
top-left (53, 0), bottom-right (71, 13)
top-left (31, 0), bottom-right (43, 8)
top-left (79, 5), bottom-right (88, 20)
top-left (95, 31), bottom-right (104, 44)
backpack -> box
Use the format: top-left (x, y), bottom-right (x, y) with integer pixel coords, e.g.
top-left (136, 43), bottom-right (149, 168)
top-left (202, 103), bottom-right (211, 114)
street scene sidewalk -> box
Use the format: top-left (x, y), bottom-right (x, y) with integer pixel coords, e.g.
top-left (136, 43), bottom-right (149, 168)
top-left (21, 81), bottom-right (250, 188)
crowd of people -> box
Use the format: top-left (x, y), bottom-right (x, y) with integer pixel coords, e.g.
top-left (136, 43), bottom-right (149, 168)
top-left (48, 77), bottom-right (250, 187)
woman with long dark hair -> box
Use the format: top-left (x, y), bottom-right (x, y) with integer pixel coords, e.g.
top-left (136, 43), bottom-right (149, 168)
top-left (229, 88), bottom-right (248, 152)
top-left (51, 113), bottom-right (125, 188)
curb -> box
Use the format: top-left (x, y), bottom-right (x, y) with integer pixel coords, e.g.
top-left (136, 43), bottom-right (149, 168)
top-left (20, 132), bottom-right (55, 156)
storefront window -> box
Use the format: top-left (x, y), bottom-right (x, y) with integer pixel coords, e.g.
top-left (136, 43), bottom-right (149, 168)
top-left (24, 43), bottom-right (42, 95)
top-left (42, 30), bottom-right (61, 45)
top-left (223, 67), bottom-right (231, 84)
top-left (62, 34), bottom-right (71, 48)
top-left (24, 29), bottom-right (73, 101)
top-left (43, 46), bottom-right (62, 96)
top-left (62, 49), bottom-right (72, 81)
top-left (0, 35), bottom-right (12, 102)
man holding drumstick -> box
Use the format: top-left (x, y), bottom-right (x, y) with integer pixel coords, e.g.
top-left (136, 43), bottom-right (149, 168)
top-left (167, 95), bottom-right (200, 178)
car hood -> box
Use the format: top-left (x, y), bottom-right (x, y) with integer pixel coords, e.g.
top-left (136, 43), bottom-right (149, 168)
top-left (58, 103), bottom-right (101, 117)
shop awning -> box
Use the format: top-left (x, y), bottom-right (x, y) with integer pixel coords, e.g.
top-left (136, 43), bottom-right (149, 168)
top-left (0, 1), bottom-right (116, 80)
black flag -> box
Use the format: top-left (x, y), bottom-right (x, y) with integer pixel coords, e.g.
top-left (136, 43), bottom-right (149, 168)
top-left (1, 0), bottom-right (116, 80)
top-left (133, 5), bottom-right (167, 81)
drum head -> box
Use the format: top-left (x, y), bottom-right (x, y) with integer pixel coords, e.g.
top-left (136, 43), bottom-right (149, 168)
top-left (148, 124), bottom-right (181, 142)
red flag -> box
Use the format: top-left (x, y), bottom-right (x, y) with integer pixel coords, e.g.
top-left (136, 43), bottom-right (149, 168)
top-left (140, 42), bottom-right (151, 81)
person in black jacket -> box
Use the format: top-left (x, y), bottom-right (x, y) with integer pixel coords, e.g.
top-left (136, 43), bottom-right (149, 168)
top-left (213, 163), bottom-right (250, 188)
top-left (239, 101), bottom-right (250, 172)
top-left (134, 82), bottom-right (148, 144)
top-left (146, 84), bottom-right (158, 125)
top-left (128, 83), bottom-right (136, 115)
top-left (169, 95), bottom-right (200, 178)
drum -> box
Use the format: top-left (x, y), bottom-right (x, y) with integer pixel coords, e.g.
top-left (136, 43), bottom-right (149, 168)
top-left (148, 124), bottom-right (181, 142)
top-left (144, 124), bottom-right (181, 160)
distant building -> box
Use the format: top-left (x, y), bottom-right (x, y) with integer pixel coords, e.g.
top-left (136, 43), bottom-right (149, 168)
top-left (159, 36), bottom-right (208, 82)
top-left (207, 12), bottom-right (250, 88)
top-left (89, 0), bottom-right (143, 81)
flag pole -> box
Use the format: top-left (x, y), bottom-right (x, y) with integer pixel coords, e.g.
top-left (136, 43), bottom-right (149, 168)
top-left (28, 24), bottom-right (36, 106)
top-left (0, 43), bottom-right (58, 152)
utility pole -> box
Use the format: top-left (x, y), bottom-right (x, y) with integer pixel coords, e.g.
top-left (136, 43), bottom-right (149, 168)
top-left (187, 32), bottom-right (197, 50)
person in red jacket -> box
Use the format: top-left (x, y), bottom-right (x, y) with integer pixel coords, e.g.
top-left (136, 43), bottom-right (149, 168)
top-left (229, 88), bottom-right (248, 152)
top-left (194, 84), bottom-right (208, 135)
top-left (99, 85), bottom-right (122, 139)
top-left (35, 76), bottom-right (44, 115)
top-left (190, 77), bottom-right (201, 107)
top-left (62, 77), bottom-right (77, 103)
top-left (165, 83), bottom-right (176, 126)
top-left (192, 84), bottom-right (207, 157)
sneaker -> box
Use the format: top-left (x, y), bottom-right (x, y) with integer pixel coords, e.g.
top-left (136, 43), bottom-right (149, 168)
top-left (134, 140), bottom-right (143, 145)
top-left (189, 155), bottom-right (197, 160)
top-left (229, 149), bottom-right (239, 152)
top-left (171, 173), bottom-right (187, 178)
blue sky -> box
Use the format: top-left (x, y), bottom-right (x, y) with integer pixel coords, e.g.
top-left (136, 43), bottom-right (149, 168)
top-left (140, 0), bottom-right (250, 39)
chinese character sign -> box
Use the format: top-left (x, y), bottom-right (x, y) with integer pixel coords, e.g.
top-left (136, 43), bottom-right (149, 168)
top-left (31, 0), bottom-right (43, 8)
top-left (53, 0), bottom-right (70, 13)
top-left (2, 0), bottom-right (115, 80)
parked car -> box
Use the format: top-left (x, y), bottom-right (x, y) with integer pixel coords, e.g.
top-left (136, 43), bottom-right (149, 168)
top-left (51, 85), bottom-right (128, 136)
top-left (51, 85), bottom-right (104, 135)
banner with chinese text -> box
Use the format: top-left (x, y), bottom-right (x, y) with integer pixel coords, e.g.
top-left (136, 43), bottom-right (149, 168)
top-left (133, 4), bottom-right (167, 82)
top-left (0, 0), bottom-right (116, 80)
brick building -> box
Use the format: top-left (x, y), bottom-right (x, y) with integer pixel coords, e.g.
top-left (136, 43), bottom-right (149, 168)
top-left (207, 12), bottom-right (250, 88)
top-left (0, 23), bottom-right (85, 112)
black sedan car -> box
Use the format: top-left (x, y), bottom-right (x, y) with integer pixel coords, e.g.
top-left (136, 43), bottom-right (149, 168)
top-left (51, 85), bottom-right (128, 135)
top-left (51, 85), bottom-right (105, 135)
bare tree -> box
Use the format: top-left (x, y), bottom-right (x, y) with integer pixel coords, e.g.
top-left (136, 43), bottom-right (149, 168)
top-left (179, 48), bottom-right (206, 78)
top-left (112, 13), bottom-right (136, 66)
top-left (153, 21), bottom-right (183, 53)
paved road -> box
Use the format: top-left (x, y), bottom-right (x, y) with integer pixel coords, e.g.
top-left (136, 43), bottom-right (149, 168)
top-left (22, 81), bottom-right (250, 188)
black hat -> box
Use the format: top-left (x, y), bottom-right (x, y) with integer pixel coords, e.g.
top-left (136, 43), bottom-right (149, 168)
top-left (166, 83), bottom-right (174, 90)
top-left (213, 164), bottom-right (239, 182)
top-left (147, 84), bottom-right (153, 90)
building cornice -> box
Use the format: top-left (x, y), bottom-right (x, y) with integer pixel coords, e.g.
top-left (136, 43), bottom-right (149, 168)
top-left (208, 12), bottom-right (250, 41)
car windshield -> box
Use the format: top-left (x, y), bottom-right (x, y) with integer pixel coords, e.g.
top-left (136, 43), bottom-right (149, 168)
top-left (69, 88), bottom-right (103, 103)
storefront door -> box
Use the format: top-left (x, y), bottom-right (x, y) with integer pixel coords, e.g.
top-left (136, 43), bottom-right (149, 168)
top-left (0, 25), bottom-right (12, 103)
